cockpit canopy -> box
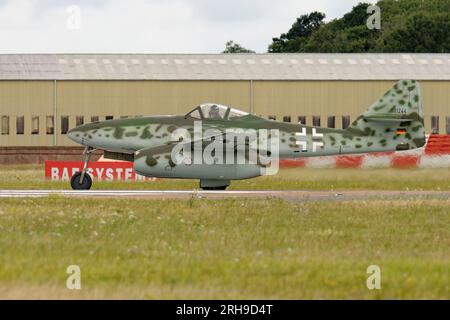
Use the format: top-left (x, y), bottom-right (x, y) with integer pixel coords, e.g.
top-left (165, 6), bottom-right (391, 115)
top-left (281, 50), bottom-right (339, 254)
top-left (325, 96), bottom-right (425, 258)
top-left (185, 103), bottom-right (249, 120)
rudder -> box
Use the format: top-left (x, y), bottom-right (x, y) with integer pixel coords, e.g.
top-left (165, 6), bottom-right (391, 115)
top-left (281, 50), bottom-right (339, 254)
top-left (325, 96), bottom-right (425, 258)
top-left (346, 80), bottom-right (426, 151)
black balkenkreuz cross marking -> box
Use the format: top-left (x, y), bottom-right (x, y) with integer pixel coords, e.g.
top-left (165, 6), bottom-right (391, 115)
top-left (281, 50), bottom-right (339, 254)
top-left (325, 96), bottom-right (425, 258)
top-left (295, 127), bottom-right (324, 152)
top-left (295, 127), bottom-right (307, 151)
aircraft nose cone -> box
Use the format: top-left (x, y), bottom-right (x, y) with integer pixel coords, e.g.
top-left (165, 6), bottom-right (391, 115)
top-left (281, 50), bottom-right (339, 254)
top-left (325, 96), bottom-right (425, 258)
top-left (67, 128), bottom-right (82, 144)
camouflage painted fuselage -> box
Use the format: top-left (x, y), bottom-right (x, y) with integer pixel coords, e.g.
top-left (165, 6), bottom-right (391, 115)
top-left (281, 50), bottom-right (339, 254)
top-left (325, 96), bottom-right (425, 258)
top-left (68, 80), bottom-right (425, 185)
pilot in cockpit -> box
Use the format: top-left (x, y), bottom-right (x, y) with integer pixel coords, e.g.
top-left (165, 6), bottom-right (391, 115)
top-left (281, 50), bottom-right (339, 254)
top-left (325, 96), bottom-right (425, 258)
top-left (209, 105), bottom-right (221, 119)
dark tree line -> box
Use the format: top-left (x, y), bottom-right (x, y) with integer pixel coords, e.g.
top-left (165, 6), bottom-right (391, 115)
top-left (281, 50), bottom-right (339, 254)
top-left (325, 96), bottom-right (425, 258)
top-left (268, 0), bottom-right (449, 53)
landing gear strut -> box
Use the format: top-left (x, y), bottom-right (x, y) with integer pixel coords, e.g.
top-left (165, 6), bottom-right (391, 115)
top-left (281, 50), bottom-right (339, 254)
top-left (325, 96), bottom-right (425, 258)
top-left (70, 146), bottom-right (95, 190)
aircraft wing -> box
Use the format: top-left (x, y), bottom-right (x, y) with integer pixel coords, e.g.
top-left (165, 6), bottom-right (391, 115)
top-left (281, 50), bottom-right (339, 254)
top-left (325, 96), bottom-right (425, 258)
top-left (135, 130), bottom-right (267, 165)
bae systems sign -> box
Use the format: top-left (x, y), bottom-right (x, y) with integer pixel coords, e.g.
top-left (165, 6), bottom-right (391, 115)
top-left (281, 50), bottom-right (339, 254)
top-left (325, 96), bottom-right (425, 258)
top-left (45, 161), bottom-right (154, 181)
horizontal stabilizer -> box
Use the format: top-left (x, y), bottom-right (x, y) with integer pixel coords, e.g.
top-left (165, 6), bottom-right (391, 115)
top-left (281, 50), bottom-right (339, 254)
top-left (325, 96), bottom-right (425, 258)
top-left (364, 116), bottom-right (414, 123)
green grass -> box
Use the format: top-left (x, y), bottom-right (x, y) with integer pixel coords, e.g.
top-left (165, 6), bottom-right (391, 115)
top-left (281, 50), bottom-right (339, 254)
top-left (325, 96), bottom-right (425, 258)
top-left (0, 165), bottom-right (448, 299)
top-left (0, 197), bottom-right (448, 299)
top-left (1, 165), bottom-right (450, 190)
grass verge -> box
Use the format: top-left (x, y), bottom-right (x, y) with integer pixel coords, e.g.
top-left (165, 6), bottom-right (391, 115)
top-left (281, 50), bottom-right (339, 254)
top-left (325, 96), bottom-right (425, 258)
top-left (0, 165), bottom-right (450, 190)
top-left (0, 197), bottom-right (448, 299)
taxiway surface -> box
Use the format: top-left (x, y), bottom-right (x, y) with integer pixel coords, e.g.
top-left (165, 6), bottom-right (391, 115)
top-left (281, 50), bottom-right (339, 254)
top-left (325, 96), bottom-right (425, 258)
top-left (0, 190), bottom-right (448, 201)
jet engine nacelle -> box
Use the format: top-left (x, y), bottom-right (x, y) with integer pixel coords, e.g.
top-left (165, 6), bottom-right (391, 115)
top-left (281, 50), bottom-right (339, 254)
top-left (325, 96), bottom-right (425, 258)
top-left (134, 156), bottom-right (263, 180)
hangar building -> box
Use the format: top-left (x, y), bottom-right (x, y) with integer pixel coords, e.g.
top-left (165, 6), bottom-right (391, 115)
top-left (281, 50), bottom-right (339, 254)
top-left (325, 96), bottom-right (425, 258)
top-left (0, 53), bottom-right (449, 162)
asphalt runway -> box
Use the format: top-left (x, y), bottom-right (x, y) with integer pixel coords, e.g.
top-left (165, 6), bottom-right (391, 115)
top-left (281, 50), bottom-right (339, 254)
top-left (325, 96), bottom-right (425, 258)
top-left (0, 190), bottom-right (449, 201)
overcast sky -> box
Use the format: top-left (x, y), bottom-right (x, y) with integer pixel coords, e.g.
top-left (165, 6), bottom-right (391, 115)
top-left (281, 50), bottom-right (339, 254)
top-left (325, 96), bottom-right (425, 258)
top-left (0, 0), bottom-right (376, 53)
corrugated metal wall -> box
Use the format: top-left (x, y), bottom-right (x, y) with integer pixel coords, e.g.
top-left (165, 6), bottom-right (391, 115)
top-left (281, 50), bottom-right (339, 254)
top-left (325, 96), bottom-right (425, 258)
top-left (0, 80), bottom-right (448, 146)
top-left (57, 80), bottom-right (252, 117)
top-left (253, 81), bottom-right (449, 130)
top-left (0, 81), bottom-right (55, 146)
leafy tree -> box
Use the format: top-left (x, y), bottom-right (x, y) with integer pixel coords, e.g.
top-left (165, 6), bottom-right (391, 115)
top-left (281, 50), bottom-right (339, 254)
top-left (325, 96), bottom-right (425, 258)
top-left (380, 13), bottom-right (449, 52)
top-left (268, 12), bottom-right (325, 53)
top-left (222, 41), bottom-right (255, 53)
top-left (267, 0), bottom-right (449, 53)
top-left (341, 2), bottom-right (372, 28)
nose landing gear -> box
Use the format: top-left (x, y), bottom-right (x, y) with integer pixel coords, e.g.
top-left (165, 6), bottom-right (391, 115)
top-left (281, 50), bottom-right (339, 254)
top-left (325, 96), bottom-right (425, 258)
top-left (70, 146), bottom-right (95, 190)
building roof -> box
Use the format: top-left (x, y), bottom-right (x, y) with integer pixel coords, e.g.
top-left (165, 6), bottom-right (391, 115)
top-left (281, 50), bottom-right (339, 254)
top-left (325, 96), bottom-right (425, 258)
top-left (0, 53), bottom-right (449, 81)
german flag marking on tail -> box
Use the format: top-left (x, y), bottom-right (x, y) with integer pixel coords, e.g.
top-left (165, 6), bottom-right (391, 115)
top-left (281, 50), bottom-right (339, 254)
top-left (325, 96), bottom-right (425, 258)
top-left (396, 128), bottom-right (407, 135)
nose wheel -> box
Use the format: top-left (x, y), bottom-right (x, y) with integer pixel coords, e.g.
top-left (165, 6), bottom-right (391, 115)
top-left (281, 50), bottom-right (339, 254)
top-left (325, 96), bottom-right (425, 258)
top-left (70, 171), bottom-right (92, 190)
top-left (70, 146), bottom-right (95, 190)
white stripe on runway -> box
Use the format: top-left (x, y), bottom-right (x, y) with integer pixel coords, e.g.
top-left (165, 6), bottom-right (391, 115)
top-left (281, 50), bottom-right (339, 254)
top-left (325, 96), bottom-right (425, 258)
top-left (0, 190), bottom-right (449, 201)
top-left (0, 190), bottom-right (286, 198)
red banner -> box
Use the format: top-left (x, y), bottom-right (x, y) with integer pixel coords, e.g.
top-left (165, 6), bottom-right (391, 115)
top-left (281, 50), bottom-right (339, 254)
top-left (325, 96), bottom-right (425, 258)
top-left (45, 161), bottom-right (155, 181)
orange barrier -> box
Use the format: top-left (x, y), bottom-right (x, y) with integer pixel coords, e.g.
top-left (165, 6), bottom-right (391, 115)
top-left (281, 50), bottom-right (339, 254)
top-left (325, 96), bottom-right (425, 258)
top-left (424, 135), bottom-right (450, 155)
top-left (279, 135), bottom-right (450, 168)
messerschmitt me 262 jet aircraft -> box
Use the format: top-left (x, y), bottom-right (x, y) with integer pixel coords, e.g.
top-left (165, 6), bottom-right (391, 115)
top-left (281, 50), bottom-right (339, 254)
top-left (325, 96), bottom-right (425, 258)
top-left (68, 80), bottom-right (426, 190)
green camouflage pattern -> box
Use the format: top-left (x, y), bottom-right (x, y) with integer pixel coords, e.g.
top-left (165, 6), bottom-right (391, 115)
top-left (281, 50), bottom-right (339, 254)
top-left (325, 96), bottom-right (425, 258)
top-left (68, 80), bottom-right (426, 186)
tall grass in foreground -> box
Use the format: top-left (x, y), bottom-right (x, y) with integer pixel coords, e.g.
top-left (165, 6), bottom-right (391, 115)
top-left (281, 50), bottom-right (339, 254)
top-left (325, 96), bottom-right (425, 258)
top-left (0, 197), bottom-right (448, 299)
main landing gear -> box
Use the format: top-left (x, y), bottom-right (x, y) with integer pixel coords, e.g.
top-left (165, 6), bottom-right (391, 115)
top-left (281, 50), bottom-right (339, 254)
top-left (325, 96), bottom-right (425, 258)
top-left (199, 179), bottom-right (230, 191)
top-left (201, 186), bottom-right (228, 191)
top-left (70, 146), bottom-right (95, 190)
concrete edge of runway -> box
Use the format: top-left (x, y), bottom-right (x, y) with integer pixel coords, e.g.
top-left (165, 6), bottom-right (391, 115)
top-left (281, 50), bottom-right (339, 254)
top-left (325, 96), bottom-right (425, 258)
top-left (0, 189), bottom-right (449, 201)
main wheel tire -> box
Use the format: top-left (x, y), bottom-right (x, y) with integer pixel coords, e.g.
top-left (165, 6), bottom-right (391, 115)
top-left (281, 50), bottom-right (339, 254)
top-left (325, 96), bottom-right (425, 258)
top-left (70, 171), bottom-right (92, 190)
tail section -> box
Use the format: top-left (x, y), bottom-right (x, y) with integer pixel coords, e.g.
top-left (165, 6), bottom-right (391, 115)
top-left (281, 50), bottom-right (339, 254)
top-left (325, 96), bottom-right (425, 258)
top-left (346, 79), bottom-right (425, 151)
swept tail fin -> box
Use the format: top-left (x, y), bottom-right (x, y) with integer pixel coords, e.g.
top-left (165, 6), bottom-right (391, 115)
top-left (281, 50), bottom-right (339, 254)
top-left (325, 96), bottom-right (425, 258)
top-left (347, 80), bottom-right (425, 151)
